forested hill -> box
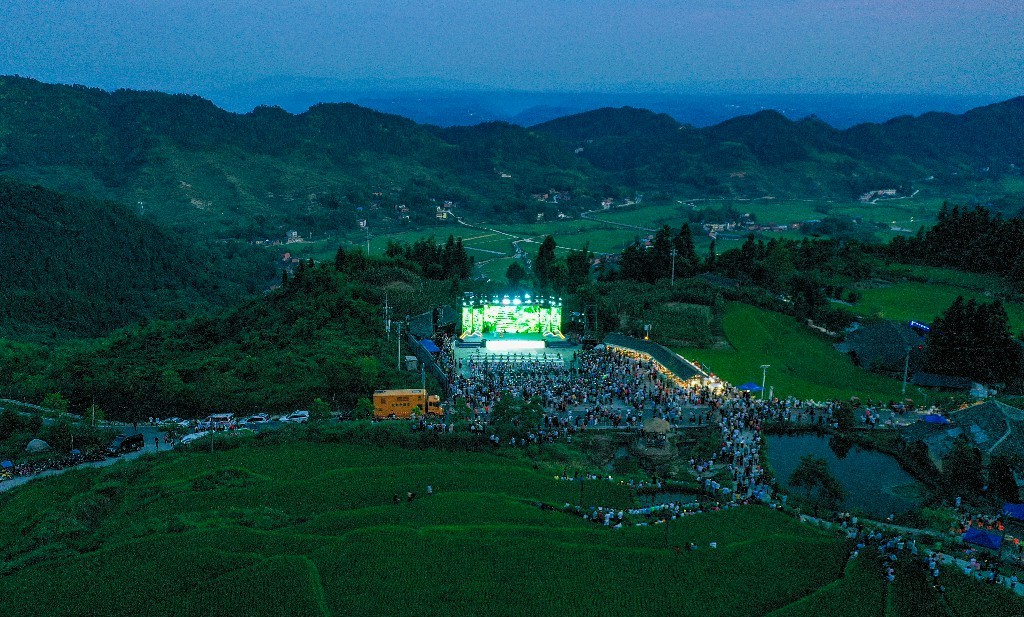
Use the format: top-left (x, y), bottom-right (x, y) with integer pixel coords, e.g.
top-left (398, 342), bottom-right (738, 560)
top-left (0, 76), bottom-right (602, 240)
top-left (1, 76), bottom-right (1023, 240)
top-left (0, 178), bottom-right (267, 339)
top-left (533, 97), bottom-right (1024, 197)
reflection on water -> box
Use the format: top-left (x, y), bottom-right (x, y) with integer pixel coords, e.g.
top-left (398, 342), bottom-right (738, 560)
top-left (766, 433), bottom-right (924, 517)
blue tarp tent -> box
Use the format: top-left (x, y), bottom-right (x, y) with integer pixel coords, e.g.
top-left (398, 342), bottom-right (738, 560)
top-left (1, 460), bottom-right (12, 469)
top-left (922, 414), bottom-right (950, 424)
top-left (420, 339), bottom-right (441, 353)
top-left (963, 528), bottom-right (1003, 551)
top-left (1003, 504), bottom-right (1024, 522)
top-left (737, 382), bottom-right (763, 392)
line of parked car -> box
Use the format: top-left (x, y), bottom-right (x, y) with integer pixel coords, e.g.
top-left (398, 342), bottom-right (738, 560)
top-left (166, 410), bottom-right (312, 446)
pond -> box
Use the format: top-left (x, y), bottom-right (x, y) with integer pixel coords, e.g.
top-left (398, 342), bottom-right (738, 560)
top-left (766, 433), bottom-right (925, 517)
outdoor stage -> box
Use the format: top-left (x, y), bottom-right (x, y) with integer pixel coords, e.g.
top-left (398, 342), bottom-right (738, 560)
top-left (454, 293), bottom-right (579, 377)
top-left (453, 333), bottom-right (579, 377)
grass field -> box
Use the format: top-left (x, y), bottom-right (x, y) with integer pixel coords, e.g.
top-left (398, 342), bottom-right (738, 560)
top-left (676, 303), bottom-right (911, 403)
top-left (851, 282), bottom-right (1024, 334)
top-left (1, 429), bottom-right (1022, 614)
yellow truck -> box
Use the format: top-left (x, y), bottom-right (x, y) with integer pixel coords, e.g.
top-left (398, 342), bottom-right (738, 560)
top-left (372, 389), bottom-right (442, 419)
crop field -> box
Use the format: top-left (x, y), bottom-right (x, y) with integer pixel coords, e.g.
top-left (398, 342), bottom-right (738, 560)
top-left (676, 303), bottom-right (910, 403)
top-left (850, 281), bottom-right (1024, 334)
top-left (2, 429), bottom-right (1022, 614)
top-left (309, 196), bottom-right (946, 277)
top-left (0, 438), bottom-right (868, 617)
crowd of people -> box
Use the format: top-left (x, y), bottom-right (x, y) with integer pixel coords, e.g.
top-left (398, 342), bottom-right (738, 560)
top-left (432, 335), bottom-right (1024, 592)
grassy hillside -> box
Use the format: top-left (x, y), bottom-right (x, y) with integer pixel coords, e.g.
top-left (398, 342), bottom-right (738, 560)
top-left (677, 303), bottom-right (909, 403)
top-left (0, 259), bottom-right (429, 419)
top-left (850, 281), bottom-right (1024, 334)
top-left (0, 252), bottom-right (465, 420)
top-left (0, 177), bottom-right (271, 339)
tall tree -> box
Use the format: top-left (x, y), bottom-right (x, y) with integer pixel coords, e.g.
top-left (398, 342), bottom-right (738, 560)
top-left (940, 435), bottom-right (984, 498)
top-left (565, 245), bottom-right (591, 290)
top-left (705, 239), bottom-right (717, 272)
top-left (927, 296), bottom-right (1021, 384)
top-left (672, 224), bottom-right (700, 277)
top-left (534, 236), bottom-right (558, 289)
top-left (506, 261), bottom-right (526, 287)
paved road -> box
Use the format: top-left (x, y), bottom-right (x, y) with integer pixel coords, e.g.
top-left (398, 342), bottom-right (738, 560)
top-left (0, 426), bottom-right (168, 493)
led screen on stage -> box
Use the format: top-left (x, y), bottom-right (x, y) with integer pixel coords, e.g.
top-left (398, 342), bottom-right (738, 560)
top-left (460, 298), bottom-right (562, 336)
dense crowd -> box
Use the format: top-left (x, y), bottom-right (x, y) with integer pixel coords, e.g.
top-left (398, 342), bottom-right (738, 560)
top-left (435, 337), bottom-right (1024, 590)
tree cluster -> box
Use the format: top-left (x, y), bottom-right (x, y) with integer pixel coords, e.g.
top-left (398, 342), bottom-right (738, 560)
top-left (614, 225), bottom-right (700, 284)
top-left (382, 235), bottom-right (473, 280)
top-left (531, 236), bottom-right (592, 294)
top-left (925, 296), bottom-right (1022, 385)
top-left (888, 204), bottom-right (1024, 289)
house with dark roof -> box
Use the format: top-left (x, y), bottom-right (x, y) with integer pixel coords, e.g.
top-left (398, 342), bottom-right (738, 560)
top-left (835, 321), bottom-right (924, 373)
top-left (899, 400), bottom-right (1024, 470)
top-left (911, 372), bottom-right (974, 391)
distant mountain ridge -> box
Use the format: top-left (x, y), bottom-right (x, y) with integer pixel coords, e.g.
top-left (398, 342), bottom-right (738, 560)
top-left (0, 76), bottom-right (597, 239)
top-left (0, 76), bottom-right (1022, 242)
top-left (533, 97), bottom-right (1024, 197)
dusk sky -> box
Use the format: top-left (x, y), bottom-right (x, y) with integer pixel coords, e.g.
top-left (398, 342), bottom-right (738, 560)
top-left (2, 0), bottom-right (1023, 97)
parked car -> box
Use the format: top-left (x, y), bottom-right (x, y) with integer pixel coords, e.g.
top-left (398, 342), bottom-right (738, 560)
top-left (198, 413), bottom-right (235, 431)
top-left (240, 413), bottom-right (269, 426)
top-left (106, 433), bottom-right (145, 456)
top-left (179, 431), bottom-right (210, 445)
top-left (281, 410), bottom-right (310, 424)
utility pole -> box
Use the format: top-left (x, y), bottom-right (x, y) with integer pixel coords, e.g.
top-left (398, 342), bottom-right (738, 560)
top-left (760, 364), bottom-right (770, 401)
top-left (384, 290), bottom-right (391, 341)
top-left (670, 247), bottom-right (677, 286)
top-left (902, 348), bottom-right (910, 397)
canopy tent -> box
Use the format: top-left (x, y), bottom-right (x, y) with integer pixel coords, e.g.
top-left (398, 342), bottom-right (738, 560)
top-left (922, 414), bottom-right (950, 425)
top-left (963, 528), bottom-right (1003, 551)
top-left (25, 439), bottom-right (50, 453)
top-left (1004, 503), bottom-right (1024, 522)
top-left (1, 460), bottom-right (12, 469)
top-left (737, 382), bottom-right (763, 392)
top-left (420, 339), bottom-right (441, 354)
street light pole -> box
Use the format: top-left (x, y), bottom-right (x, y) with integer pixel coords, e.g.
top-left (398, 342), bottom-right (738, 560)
top-left (670, 248), bottom-right (677, 286)
top-left (760, 364), bottom-right (770, 401)
top-left (396, 322), bottom-right (403, 371)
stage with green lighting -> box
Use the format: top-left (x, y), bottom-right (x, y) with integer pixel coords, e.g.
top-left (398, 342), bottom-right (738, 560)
top-left (460, 293), bottom-right (564, 340)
